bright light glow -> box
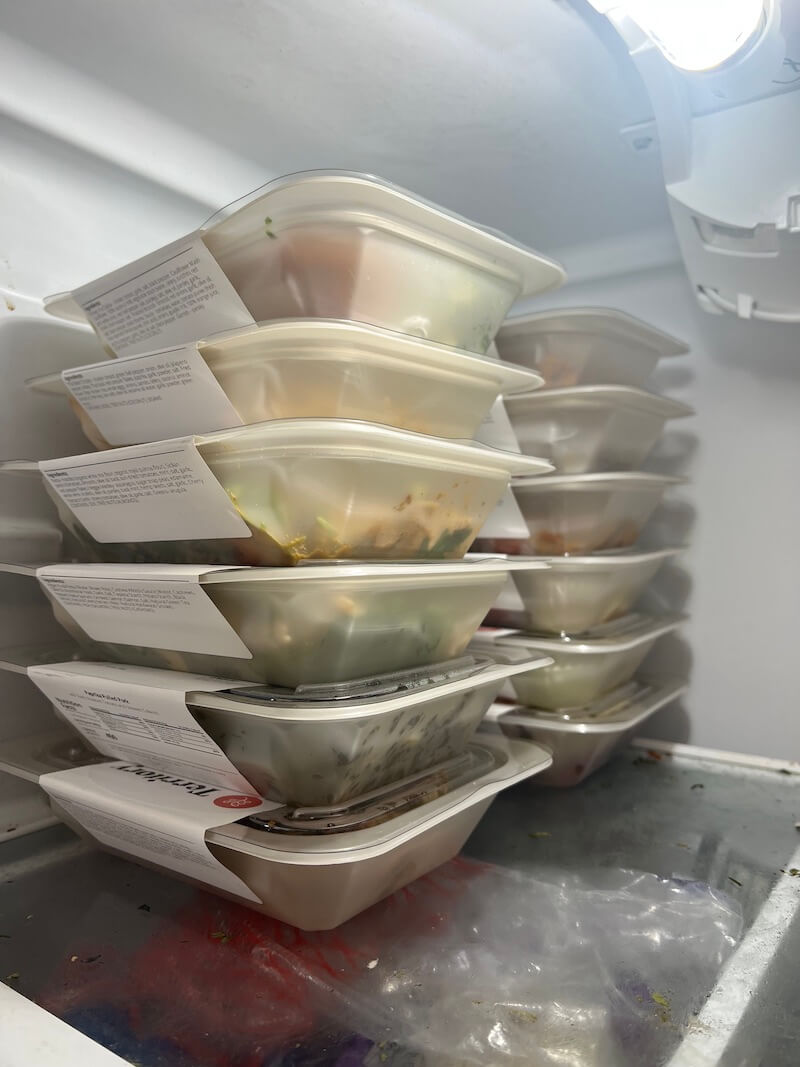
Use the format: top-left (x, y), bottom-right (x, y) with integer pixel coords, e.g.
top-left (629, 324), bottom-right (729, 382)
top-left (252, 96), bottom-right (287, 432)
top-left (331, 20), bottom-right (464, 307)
top-left (590, 0), bottom-right (766, 72)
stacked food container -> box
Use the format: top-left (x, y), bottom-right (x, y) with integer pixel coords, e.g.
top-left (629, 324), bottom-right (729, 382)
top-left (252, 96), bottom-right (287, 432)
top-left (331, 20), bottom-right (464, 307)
top-left (473, 308), bottom-right (692, 786)
top-left (6, 171), bottom-right (569, 927)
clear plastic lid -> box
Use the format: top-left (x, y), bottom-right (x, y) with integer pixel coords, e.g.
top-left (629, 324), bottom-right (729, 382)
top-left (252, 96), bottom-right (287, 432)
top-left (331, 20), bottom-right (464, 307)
top-left (505, 385), bottom-right (693, 418)
top-left (497, 307), bottom-right (688, 355)
top-left (471, 548), bottom-right (683, 572)
top-left (194, 417), bottom-right (552, 476)
top-left (241, 746), bottom-right (496, 836)
top-left (488, 678), bottom-right (688, 734)
top-left (207, 735), bottom-right (551, 858)
top-left (202, 170), bottom-right (566, 295)
top-left (26, 319), bottom-right (545, 397)
top-left (190, 649), bottom-right (552, 720)
top-left (511, 471), bottom-right (684, 491)
top-left (480, 612), bottom-right (686, 654)
top-left (5, 421), bottom-right (552, 478)
top-left (33, 558), bottom-right (551, 586)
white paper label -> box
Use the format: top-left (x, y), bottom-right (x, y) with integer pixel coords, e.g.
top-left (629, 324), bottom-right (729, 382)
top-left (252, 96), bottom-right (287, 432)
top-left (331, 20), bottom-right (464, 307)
top-left (39, 438), bottom-right (251, 543)
top-left (41, 760), bottom-right (271, 902)
top-left (74, 235), bottom-right (255, 357)
top-left (474, 398), bottom-right (529, 539)
top-left (62, 346), bottom-right (244, 446)
top-left (37, 565), bottom-right (253, 659)
top-left (29, 662), bottom-right (255, 792)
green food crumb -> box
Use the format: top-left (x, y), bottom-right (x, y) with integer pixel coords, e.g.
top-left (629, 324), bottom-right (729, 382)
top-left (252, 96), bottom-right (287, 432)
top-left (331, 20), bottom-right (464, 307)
top-left (266, 230), bottom-right (277, 239)
top-left (264, 216), bottom-right (272, 225)
top-left (651, 992), bottom-right (670, 1009)
top-left (210, 930), bottom-right (231, 943)
top-left (509, 1008), bottom-right (538, 1024)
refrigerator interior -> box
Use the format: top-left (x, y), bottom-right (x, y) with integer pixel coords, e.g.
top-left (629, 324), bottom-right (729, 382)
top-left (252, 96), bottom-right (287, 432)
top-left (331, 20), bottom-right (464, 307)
top-left (0, 1), bottom-right (799, 1064)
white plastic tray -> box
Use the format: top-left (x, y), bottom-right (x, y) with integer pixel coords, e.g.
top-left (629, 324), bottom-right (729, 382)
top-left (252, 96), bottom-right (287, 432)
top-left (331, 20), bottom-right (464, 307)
top-left (473, 613), bottom-right (685, 708)
top-left (483, 678), bottom-right (687, 786)
top-left (508, 472), bottom-right (683, 555)
top-left (10, 419), bottom-right (552, 566)
top-left (495, 307), bottom-right (688, 388)
top-left (189, 650), bottom-right (552, 804)
top-left (490, 548), bottom-right (683, 634)
top-left (505, 385), bottom-right (692, 474)
top-left (38, 559), bottom-right (551, 685)
top-left (204, 735), bottom-right (552, 928)
top-left (26, 319), bottom-right (544, 447)
top-left (47, 171), bottom-right (565, 355)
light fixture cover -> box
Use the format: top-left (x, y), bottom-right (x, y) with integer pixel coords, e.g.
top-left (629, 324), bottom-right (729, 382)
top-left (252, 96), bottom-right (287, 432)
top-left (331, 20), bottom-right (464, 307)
top-left (589, 0), bottom-right (766, 71)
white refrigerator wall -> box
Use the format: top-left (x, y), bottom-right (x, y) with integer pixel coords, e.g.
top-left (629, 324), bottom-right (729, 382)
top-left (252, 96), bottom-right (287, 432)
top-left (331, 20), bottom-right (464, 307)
top-left (516, 265), bottom-right (800, 760)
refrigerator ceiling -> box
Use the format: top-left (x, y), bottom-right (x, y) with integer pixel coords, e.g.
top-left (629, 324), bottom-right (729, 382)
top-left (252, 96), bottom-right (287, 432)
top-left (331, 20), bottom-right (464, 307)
top-left (0, 0), bottom-right (677, 302)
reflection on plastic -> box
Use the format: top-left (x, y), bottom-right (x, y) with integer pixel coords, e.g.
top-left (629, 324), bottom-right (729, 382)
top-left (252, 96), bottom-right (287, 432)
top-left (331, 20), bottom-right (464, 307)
top-left (40, 857), bottom-right (741, 1066)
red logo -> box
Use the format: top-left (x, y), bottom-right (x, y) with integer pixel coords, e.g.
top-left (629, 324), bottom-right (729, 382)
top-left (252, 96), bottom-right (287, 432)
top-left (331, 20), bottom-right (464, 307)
top-left (213, 794), bottom-right (262, 809)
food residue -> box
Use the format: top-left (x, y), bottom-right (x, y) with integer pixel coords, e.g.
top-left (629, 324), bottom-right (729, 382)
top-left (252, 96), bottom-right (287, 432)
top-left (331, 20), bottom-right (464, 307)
top-left (508, 1009), bottom-right (539, 1024)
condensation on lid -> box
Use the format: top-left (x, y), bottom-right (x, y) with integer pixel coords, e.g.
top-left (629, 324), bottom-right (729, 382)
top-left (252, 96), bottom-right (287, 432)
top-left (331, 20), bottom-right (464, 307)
top-left (497, 307), bottom-right (689, 356)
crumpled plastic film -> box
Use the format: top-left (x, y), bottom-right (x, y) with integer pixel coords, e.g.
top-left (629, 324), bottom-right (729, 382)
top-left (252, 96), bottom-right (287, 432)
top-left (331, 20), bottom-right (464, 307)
top-left (38, 857), bottom-right (741, 1066)
top-left (252, 858), bottom-right (742, 1066)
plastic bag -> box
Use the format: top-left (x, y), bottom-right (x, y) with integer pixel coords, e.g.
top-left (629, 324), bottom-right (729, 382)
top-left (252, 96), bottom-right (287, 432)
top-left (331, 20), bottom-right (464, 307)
top-left (40, 858), bottom-right (741, 1066)
top-left (253, 858), bottom-right (742, 1066)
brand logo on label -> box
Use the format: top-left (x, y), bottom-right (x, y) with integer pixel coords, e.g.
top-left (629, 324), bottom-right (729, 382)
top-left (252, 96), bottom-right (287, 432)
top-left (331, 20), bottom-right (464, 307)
top-left (113, 763), bottom-right (218, 797)
top-left (212, 794), bottom-right (262, 809)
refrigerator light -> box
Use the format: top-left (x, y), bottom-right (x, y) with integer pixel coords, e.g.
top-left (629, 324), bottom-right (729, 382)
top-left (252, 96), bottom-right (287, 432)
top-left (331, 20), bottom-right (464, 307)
top-left (589, 0), bottom-right (766, 72)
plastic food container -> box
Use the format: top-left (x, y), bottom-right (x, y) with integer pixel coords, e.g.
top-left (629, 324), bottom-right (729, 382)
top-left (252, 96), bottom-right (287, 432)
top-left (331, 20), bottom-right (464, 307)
top-left (40, 559), bottom-right (549, 685)
top-left (507, 472), bottom-right (682, 556)
top-left (26, 319), bottom-right (544, 448)
top-left (48, 172), bottom-right (565, 355)
top-left (50, 736), bottom-right (550, 929)
top-left (486, 549), bottom-right (682, 634)
top-left (473, 614), bottom-right (685, 709)
top-left (494, 307), bottom-right (688, 388)
top-left (205, 735), bottom-right (550, 928)
top-left (13, 420), bottom-right (552, 566)
top-left (504, 386), bottom-right (692, 474)
top-left (483, 679), bottom-right (687, 786)
top-left (189, 651), bottom-right (552, 805)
